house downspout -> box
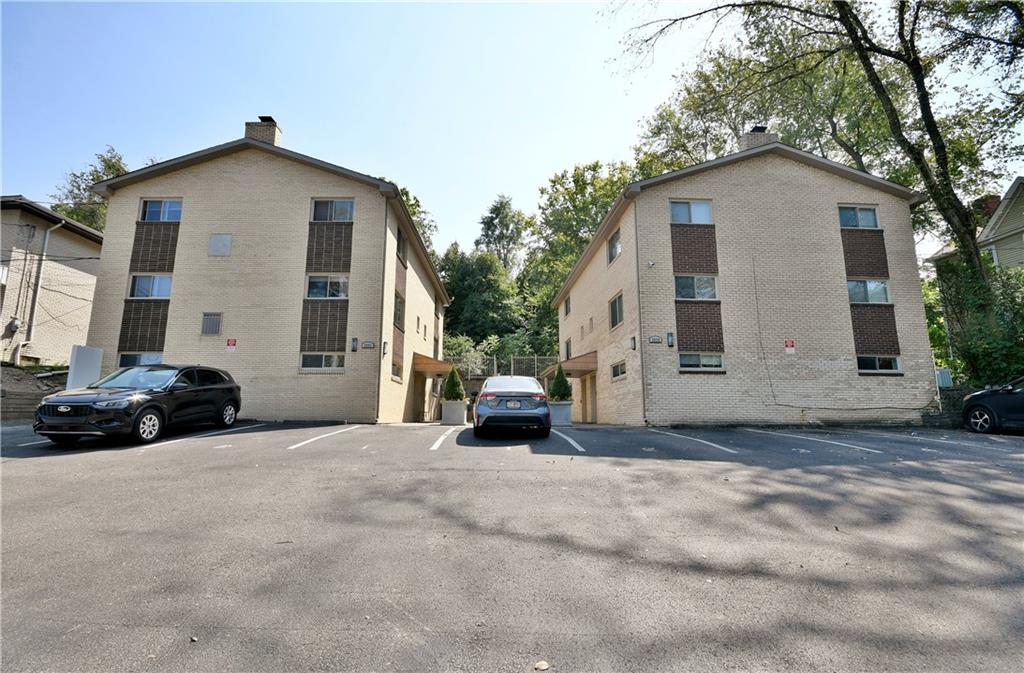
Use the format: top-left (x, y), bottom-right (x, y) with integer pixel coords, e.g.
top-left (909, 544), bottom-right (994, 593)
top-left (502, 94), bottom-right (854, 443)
top-left (22, 221), bottom-right (64, 349)
top-left (629, 191), bottom-right (648, 425)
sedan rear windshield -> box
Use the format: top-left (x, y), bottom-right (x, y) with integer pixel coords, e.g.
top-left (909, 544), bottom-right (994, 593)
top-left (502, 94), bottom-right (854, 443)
top-left (482, 377), bottom-right (543, 393)
top-left (90, 367), bottom-right (178, 389)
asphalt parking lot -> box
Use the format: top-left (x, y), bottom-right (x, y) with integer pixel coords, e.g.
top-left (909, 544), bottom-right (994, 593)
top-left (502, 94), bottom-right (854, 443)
top-left (2, 420), bottom-right (1022, 673)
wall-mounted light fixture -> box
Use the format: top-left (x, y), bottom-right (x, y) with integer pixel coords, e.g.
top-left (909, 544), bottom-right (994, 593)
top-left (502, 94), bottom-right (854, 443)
top-left (667, 332), bottom-right (675, 348)
top-left (382, 342), bottom-right (388, 356)
top-left (630, 336), bottom-right (637, 351)
top-left (351, 337), bottom-right (359, 352)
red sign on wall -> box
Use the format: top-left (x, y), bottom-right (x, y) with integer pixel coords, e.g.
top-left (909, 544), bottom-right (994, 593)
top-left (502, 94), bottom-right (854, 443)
top-left (226, 338), bottom-right (237, 353)
top-left (784, 339), bottom-right (796, 354)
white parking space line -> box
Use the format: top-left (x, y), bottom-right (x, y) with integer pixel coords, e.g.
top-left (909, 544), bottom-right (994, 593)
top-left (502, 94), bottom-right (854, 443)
top-left (17, 439), bottom-right (52, 447)
top-left (648, 428), bottom-right (738, 454)
top-left (742, 428), bottom-right (883, 454)
top-left (286, 425), bottom-right (359, 450)
top-left (149, 423), bottom-right (268, 449)
top-left (429, 426), bottom-right (459, 451)
top-left (850, 428), bottom-right (1016, 452)
top-left (552, 429), bottom-right (586, 452)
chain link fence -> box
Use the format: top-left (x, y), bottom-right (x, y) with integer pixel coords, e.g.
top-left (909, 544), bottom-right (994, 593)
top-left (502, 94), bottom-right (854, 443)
top-left (448, 355), bottom-right (558, 379)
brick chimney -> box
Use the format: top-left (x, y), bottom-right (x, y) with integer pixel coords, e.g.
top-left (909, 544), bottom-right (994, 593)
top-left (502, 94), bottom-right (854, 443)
top-left (738, 125), bottom-right (779, 151)
top-left (244, 116), bottom-right (282, 145)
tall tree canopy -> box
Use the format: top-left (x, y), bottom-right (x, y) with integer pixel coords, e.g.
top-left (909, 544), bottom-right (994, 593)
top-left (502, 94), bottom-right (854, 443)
top-left (437, 243), bottom-right (521, 343)
top-left (475, 195), bottom-right (534, 274)
top-left (631, 0), bottom-right (1023, 281)
top-left (50, 146), bottom-right (129, 231)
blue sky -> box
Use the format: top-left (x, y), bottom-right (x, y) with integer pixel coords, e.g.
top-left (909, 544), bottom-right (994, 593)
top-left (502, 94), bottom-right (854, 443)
top-left (2, 1), bottom-right (689, 251)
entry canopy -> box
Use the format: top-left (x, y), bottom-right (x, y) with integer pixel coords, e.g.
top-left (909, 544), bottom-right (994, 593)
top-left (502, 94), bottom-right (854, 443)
top-left (540, 351), bottom-right (597, 379)
top-left (413, 353), bottom-right (456, 377)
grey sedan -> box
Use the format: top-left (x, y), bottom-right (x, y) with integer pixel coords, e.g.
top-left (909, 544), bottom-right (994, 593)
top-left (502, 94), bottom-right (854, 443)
top-left (473, 376), bottom-right (551, 438)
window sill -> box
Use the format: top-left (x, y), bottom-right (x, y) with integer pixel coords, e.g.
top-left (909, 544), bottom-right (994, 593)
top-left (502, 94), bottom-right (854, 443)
top-left (391, 375), bottom-right (403, 383)
top-left (675, 298), bottom-right (721, 303)
top-left (607, 254), bottom-right (621, 267)
top-left (858, 371), bottom-right (903, 377)
top-left (126, 297), bottom-right (172, 301)
top-left (849, 301), bottom-right (893, 306)
top-left (306, 297), bottom-right (349, 301)
top-left (678, 369), bottom-right (727, 375)
top-left (611, 375), bottom-right (627, 383)
top-left (609, 323), bottom-right (623, 333)
top-left (298, 368), bottom-right (346, 375)
top-left (671, 221), bottom-right (715, 226)
top-left (840, 225), bottom-right (882, 231)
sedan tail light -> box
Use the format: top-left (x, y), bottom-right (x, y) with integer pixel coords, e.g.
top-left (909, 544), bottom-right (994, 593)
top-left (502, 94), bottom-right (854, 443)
top-left (531, 393), bottom-right (547, 401)
top-left (479, 393), bottom-right (497, 401)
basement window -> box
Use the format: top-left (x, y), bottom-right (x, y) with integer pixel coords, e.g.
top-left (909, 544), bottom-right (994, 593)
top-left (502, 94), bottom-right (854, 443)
top-left (301, 353), bottom-right (345, 369)
top-left (611, 361), bottom-right (626, 380)
top-left (857, 355), bottom-right (900, 373)
top-left (679, 353), bottom-right (724, 371)
top-left (118, 352), bottom-right (163, 367)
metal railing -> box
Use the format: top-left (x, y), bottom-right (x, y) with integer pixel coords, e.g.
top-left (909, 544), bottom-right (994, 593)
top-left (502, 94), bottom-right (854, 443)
top-left (448, 355), bottom-right (559, 379)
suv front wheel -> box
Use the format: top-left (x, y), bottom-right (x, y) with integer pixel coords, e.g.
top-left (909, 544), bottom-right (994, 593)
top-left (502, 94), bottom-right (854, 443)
top-left (133, 409), bottom-right (163, 443)
top-left (965, 405), bottom-right (997, 434)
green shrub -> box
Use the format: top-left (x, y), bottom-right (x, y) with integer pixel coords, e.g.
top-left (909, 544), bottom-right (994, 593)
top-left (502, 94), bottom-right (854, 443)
top-left (441, 367), bottom-right (466, 401)
top-left (549, 364), bottom-right (572, 401)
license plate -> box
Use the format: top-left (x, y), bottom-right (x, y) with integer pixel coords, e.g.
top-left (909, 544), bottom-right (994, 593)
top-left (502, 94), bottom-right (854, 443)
top-left (505, 400), bottom-right (521, 409)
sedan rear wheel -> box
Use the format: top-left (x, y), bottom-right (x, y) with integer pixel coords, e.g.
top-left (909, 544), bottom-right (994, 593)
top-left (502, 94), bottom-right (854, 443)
top-left (966, 406), bottom-right (995, 434)
top-left (134, 409), bottom-right (163, 443)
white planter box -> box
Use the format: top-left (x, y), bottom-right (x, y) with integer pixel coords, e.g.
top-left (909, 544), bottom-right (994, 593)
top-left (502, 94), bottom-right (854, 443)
top-left (549, 400), bottom-right (573, 426)
top-left (441, 400), bottom-right (467, 426)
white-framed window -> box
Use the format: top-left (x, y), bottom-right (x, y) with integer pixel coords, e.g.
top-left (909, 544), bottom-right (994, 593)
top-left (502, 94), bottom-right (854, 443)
top-left (609, 292), bottom-right (624, 329)
top-left (839, 206), bottom-right (878, 229)
top-left (311, 199), bottom-right (354, 222)
top-left (675, 275), bottom-right (718, 300)
top-left (611, 361), bottom-right (626, 379)
top-left (564, 296), bottom-right (571, 317)
top-left (857, 355), bottom-right (900, 372)
top-left (589, 317), bottom-right (594, 333)
top-left (396, 228), bottom-right (408, 263)
top-left (847, 279), bottom-right (889, 303)
top-left (201, 312), bottom-right (222, 336)
top-left (301, 353), bottom-right (345, 369)
top-left (392, 361), bottom-right (403, 380)
top-left (208, 234), bottom-right (232, 257)
top-left (565, 338), bottom-right (572, 360)
top-left (679, 353), bottom-right (724, 370)
top-left (140, 199), bottom-right (182, 222)
top-left (607, 229), bottom-right (622, 263)
top-left (306, 274), bottom-right (349, 299)
top-left (118, 352), bottom-right (163, 367)
top-left (670, 200), bottom-right (713, 224)
top-left (128, 274), bottom-right (172, 298)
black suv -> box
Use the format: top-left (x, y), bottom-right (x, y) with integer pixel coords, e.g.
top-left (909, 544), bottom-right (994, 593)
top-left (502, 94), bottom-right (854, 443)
top-left (34, 365), bottom-right (241, 446)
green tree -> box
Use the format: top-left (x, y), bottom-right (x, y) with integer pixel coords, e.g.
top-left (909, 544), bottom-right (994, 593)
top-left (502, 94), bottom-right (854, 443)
top-left (548, 364), bottom-right (573, 401)
top-left (437, 243), bottom-right (521, 343)
top-left (50, 146), bottom-right (129, 231)
top-left (475, 195), bottom-right (534, 274)
top-left (441, 367), bottom-right (466, 401)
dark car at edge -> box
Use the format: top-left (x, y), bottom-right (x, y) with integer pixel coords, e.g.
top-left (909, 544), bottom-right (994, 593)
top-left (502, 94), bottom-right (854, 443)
top-left (962, 375), bottom-right (1024, 433)
top-left (34, 364), bottom-right (241, 446)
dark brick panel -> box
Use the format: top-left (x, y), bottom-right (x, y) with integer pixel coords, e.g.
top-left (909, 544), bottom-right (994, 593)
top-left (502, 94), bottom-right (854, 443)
top-left (675, 301), bottom-right (725, 352)
top-left (395, 256), bottom-right (407, 298)
top-left (841, 229), bottom-right (889, 278)
top-left (130, 223), bottom-right (179, 273)
top-left (850, 303), bottom-right (900, 355)
top-left (671, 225), bottom-right (719, 274)
top-left (118, 300), bottom-right (169, 352)
top-left (305, 222), bottom-right (353, 273)
top-left (300, 300), bottom-right (349, 352)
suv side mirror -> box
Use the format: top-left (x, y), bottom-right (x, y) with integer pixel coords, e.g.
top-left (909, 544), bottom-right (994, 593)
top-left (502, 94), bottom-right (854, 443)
top-left (170, 381), bottom-right (190, 392)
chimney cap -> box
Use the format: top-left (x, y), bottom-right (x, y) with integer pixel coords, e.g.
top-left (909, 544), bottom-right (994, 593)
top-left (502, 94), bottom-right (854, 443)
top-left (751, 124), bottom-right (769, 133)
top-left (258, 115), bottom-right (277, 124)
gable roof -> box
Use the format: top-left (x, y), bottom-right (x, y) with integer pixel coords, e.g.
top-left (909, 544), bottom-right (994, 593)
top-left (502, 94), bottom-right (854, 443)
top-left (552, 142), bottom-right (923, 307)
top-left (91, 137), bottom-right (449, 305)
top-left (977, 176), bottom-right (1024, 244)
top-left (1, 195), bottom-right (103, 244)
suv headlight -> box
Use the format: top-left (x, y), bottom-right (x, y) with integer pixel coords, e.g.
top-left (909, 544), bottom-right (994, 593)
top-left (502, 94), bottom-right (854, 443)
top-left (93, 399), bottom-right (132, 409)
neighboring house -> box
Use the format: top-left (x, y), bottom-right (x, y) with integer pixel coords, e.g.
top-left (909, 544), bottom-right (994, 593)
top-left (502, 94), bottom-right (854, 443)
top-left (87, 117), bottom-right (450, 422)
top-left (977, 176), bottom-right (1024, 269)
top-left (548, 127), bottom-right (934, 426)
top-left (1, 196), bottom-right (103, 366)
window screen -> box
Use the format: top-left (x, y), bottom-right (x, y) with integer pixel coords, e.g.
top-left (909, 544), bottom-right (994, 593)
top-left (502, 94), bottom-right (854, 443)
top-left (201, 313), bottom-right (222, 336)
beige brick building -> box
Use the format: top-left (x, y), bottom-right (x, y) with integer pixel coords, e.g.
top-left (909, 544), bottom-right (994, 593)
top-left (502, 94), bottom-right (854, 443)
top-left (551, 129), bottom-right (936, 426)
top-left (87, 117), bottom-right (449, 422)
top-left (2, 196), bottom-right (103, 366)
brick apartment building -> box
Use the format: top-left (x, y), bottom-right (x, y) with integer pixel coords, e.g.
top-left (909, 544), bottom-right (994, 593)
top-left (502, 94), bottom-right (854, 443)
top-left (2, 196), bottom-right (103, 366)
top-left (87, 117), bottom-right (450, 422)
top-left (551, 128), bottom-right (935, 425)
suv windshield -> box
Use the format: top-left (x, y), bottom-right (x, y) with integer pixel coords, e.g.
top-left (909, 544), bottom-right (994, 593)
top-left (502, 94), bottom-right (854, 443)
top-left (90, 367), bottom-right (178, 390)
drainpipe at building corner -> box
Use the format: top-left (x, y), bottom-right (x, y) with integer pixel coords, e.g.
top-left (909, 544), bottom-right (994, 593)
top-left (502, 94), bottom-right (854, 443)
top-left (19, 220), bottom-right (64, 359)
